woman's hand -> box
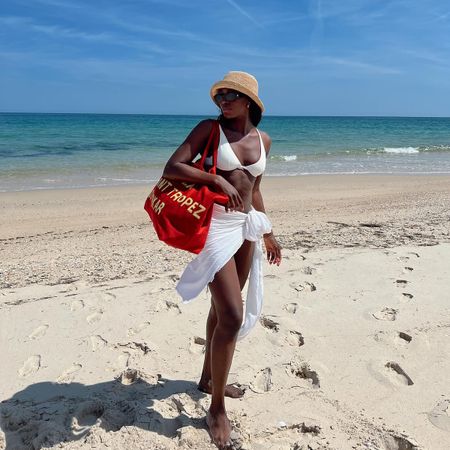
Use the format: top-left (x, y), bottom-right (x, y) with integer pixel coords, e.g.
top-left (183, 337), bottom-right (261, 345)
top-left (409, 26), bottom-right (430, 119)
top-left (214, 175), bottom-right (244, 211)
top-left (264, 233), bottom-right (282, 266)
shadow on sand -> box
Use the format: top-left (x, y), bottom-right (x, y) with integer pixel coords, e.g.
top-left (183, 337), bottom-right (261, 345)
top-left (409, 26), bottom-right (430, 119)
top-left (0, 369), bottom-right (208, 450)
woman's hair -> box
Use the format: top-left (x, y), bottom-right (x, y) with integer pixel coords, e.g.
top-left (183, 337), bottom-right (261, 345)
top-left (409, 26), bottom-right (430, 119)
top-left (248, 100), bottom-right (262, 126)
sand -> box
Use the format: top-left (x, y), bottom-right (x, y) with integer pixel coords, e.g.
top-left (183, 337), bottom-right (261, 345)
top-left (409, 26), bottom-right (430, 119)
top-left (1, 175), bottom-right (450, 450)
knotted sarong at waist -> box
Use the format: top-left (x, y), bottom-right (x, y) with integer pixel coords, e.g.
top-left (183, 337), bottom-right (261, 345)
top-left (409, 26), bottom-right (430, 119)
top-left (176, 204), bottom-right (272, 339)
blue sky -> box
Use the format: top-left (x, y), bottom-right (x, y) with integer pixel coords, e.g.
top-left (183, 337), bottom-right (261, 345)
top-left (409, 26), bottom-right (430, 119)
top-left (1, 0), bottom-right (450, 116)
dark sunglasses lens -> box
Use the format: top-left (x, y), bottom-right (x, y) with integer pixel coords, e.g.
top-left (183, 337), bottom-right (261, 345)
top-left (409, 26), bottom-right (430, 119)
top-left (215, 92), bottom-right (239, 103)
top-left (227, 92), bottom-right (242, 101)
top-left (225, 92), bottom-right (238, 101)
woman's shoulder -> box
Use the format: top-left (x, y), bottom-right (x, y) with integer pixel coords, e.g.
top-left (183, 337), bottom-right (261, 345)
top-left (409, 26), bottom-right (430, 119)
top-left (185, 119), bottom-right (217, 143)
top-left (196, 118), bottom-right (217, 130)
top-left (189, 118), bottom-right (217, 137)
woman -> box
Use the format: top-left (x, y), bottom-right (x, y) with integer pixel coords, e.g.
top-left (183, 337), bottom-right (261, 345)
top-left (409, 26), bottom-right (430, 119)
top-left (162, 71), bottom-right (282, 448)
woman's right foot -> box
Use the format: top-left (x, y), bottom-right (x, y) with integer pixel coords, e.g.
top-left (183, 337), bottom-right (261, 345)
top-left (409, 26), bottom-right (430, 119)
top-left (198, 379), bottom-right (245, 398)
top-left (206, 409), bottom-right (232, 449)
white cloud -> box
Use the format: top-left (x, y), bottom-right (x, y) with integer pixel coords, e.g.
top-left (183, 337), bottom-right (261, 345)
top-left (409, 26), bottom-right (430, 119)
top-left (224, 0), bottom-right (263, 28)
top-left (317, 56), bottom-right (402, 75)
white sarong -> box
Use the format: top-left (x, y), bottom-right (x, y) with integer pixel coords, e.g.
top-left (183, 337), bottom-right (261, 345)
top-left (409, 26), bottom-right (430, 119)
top-left (176, 204), bottom-right (272, 339)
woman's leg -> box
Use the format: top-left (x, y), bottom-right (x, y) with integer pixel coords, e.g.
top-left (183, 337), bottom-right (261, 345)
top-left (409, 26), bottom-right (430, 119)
top-left (234, 240), bottom-right (255, 290)
top-left (198, 301), bottom-right (218, 389)
top-left (206, 256), bottom-right (243, 447)
top-left (198, 240), bottom-right (255, 398)
top-left (198, 302), bottom-right (245, 398)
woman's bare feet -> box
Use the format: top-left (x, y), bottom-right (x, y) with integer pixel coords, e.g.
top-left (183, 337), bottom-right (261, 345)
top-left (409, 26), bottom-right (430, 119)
top-left (206, 408), bottom-right (232, 449)
top-left (198, 379), bottom-right (245, 398)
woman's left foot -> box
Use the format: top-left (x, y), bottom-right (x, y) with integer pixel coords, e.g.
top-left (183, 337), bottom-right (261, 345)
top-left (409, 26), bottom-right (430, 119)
top-left (198, 380), bottom-right (245, 398)
top-left (206, 409), bottom-right (232, 449)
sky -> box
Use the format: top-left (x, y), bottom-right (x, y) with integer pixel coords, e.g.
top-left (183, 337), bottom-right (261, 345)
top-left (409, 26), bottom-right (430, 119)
top-left (1, 0), bottom-right (450, 116)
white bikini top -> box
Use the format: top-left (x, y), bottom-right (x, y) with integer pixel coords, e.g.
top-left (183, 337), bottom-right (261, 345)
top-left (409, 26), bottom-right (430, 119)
top-left (216, 124), bottom-right (266, 177)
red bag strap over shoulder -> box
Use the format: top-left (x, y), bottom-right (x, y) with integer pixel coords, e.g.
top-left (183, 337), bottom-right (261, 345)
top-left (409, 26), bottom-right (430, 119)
top-left (197, 121), bottom-right (220, 174)
top-left (144, 119), bottom-right (228, 254)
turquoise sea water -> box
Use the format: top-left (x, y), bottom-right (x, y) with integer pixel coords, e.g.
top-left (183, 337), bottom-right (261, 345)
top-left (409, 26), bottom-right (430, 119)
top-left (1, 113), bottom-right (450, 192)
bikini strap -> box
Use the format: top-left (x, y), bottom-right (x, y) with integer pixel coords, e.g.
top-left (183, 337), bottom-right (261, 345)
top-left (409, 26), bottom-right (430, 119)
top-left (255, 128), bottom-right (265, 153)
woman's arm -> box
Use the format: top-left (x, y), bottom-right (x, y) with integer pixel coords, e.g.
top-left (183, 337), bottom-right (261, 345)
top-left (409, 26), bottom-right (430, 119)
top-left (252, 133), bottom-right (282, 265)
top-left (163, 119), bottom-right (244, 211)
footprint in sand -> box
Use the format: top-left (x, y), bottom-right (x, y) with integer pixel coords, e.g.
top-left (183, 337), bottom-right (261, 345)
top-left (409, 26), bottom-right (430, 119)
top-left (86, 310), bottom-right (103, 324)
top-left (385, 361), bottom-right (414, 386)
top-left (116, 352), bottom-right (131, 369)
top-left (18, 355), bottom-right (41, 377)
top-left (250, 367), bottom-right (272, 393)
top-left (374, 331), bottom-right (412, 346)
top-left (156, 299), bottom-right (181, 314)
top-left (287, 331), bottom-right (305, 347)
top-left (172, 392), bottom-right (207, 417)
top-left (97, 291), bottom-right (117, 302)
top-left (260, 315), bottom-right (280, 332)
top-left (117, 368), bottom-right (141, 385)
top-left (382, 433), bottom-right (420, 450)
top-left (71, 400), bottom-right (105, 432)
top-left (395, 279), bottom-right (408, 287)
top-left (428, 399), bottom-right (450, 432)
top-left (373, 307), bottom-right (398, 321)
top-left (259, 422), bottom-right (322, 450)
top-left (300, 266), bottom-right (316, 275)
top-left (397, 256), bottom-right (410, 263)
top-left (403, 266), bottom-right (414, 273)
top-left (0, 404), bottom-right (37, 433)
top-left (164, 300), bottom-right (181, 313)
top-left (116, 368), bottom-right (159, 386)
top-left (283, 303), bottom-right (298, 314)
top-left (89, 335), bottom-right (108, 351)
top-left (115, 341), bottom-right (151, 355)
top-left (70, 299), bottom-right (84, 311)
top-left (57, 363), bottom-right (82, 383)
top-left (290, 282), bottom-right (305, 292)
top-left (28, 324), bottom-right (49, 340)
top-left (166, 273), bottom-right (180, 283)
top-left (277, 421), bottom-right (321, 435)
top-left (400, 293), bottom-right (414, 302)
top-left (287, 360), bottom-right (320, 388)
top-left (189, 336), bottom-right (206, 354)
top-left (305, 282), bottom-right (316, 292)
top-left (127, 322), bottom-right (150, 337)
top-left (290, 281), bottom-right (317, 292)
top-left (397, 252), bottom-right (420, 262)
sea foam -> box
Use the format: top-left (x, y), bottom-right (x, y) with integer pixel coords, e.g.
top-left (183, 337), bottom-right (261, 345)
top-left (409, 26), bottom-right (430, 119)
top-left (271, 155), bottom-right (298, 161)
top-left (383, 147), bottom-right (419, 154)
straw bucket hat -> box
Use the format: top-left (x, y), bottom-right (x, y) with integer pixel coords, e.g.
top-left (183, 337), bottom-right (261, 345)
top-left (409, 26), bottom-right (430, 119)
top-left (210, 71), bottom-right (265, 113)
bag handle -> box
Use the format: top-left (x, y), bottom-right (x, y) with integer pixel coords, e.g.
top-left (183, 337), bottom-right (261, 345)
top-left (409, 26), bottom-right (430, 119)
top-left (197, 121), bottom-right (220, 174)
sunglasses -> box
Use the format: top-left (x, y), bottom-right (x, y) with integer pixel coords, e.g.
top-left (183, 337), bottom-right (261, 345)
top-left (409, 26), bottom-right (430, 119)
top-left (213, 91), bottom-right (243, 103)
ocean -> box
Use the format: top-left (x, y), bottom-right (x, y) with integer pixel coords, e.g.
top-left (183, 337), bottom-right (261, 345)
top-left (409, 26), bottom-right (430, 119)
top-left (1, 113), bottom-right (449, 192)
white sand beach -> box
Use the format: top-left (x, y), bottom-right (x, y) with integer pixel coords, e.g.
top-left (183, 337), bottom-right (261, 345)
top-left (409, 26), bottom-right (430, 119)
top-left (1, 175), bottom-right (450, 450)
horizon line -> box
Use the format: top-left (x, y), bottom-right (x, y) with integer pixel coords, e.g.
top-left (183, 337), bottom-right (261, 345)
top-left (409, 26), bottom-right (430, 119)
top-left (1, 111), bottom-right (450, 119)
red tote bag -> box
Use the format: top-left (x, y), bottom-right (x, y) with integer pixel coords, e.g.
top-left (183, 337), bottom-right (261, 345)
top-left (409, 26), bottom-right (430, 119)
top-left (144, 121), bottom-right (228, 254)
